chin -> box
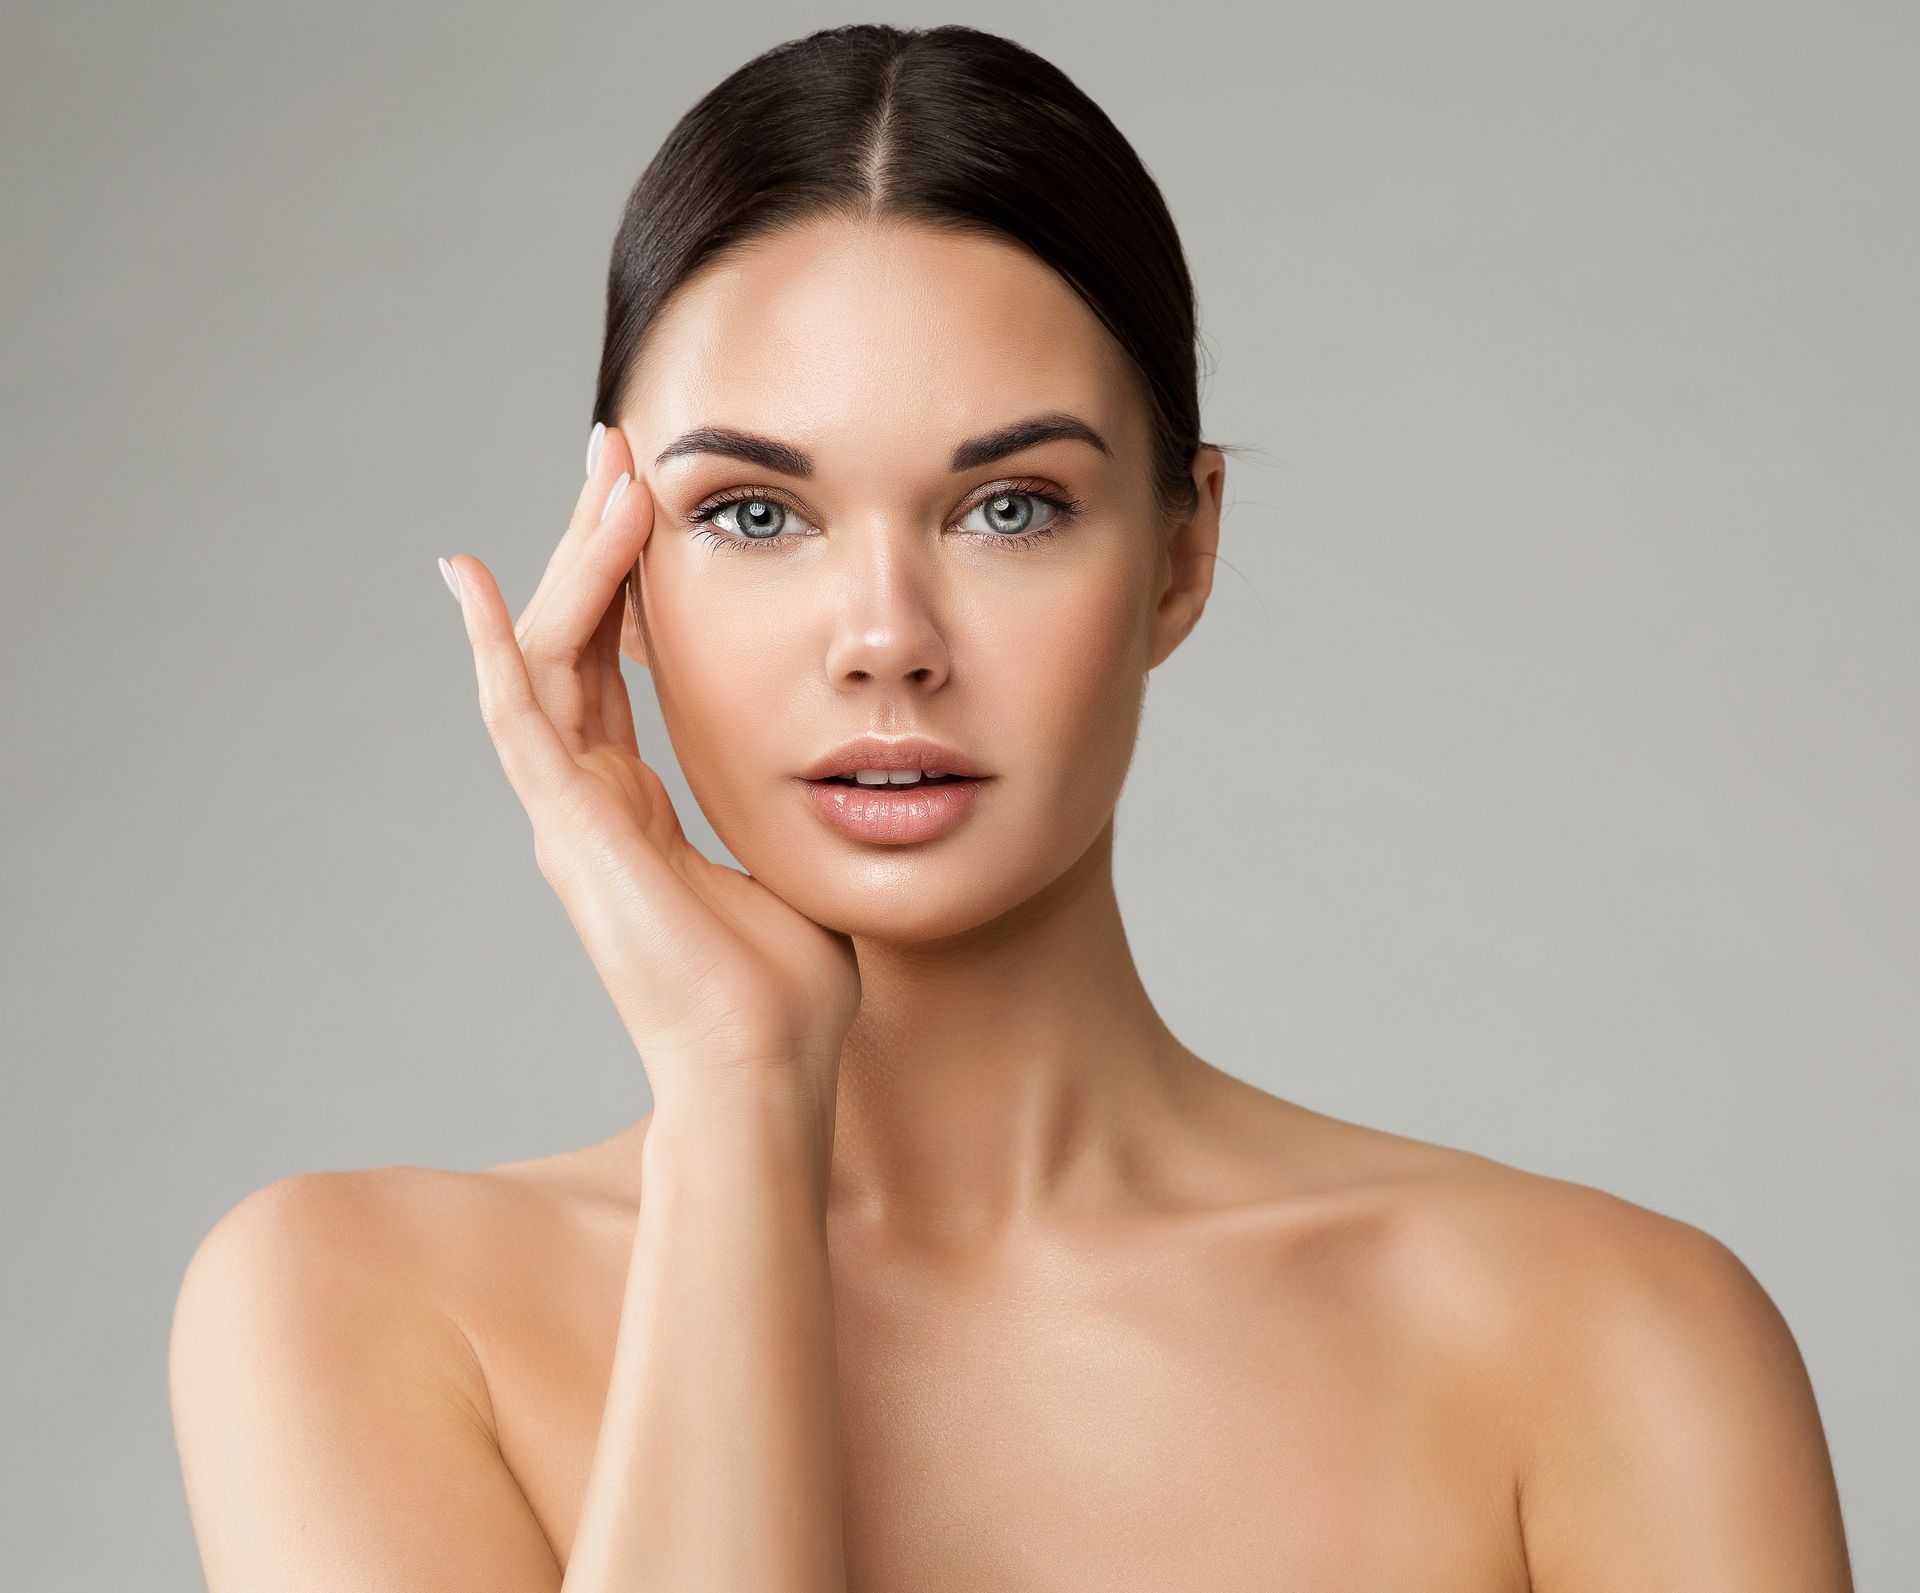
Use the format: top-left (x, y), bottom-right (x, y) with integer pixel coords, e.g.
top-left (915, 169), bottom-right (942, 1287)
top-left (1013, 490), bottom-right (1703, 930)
top-left (753, 845), bottom-right (1040, 946)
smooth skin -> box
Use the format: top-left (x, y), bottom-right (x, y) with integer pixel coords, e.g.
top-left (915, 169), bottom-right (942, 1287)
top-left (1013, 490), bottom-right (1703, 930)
top-left (169, 217), bottom-right (1854, 1590)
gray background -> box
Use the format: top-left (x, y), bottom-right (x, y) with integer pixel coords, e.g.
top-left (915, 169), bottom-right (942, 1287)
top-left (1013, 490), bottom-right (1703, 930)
top-left (3, 1), bottom-right (1913, 1585)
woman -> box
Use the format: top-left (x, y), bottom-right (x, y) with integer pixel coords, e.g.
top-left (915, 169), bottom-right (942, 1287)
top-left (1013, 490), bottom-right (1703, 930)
top-left (169, 23), bottom-right (1853, 1590)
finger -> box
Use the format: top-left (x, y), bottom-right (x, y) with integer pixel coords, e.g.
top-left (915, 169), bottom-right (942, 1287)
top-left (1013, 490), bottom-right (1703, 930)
top-left (618, 560), bottom-right (648, 669)
top-left (590, 562), bottom-right (643, 755)
top-left (515, 421), bottom-right (635, 643)
top-left (587, 449), bottom-right (652, 751)
top-left (520, 468), bottom-right (657, 749)
top-left (518, 422), bottom-right (639, 733)
top-left (574, 474), bottom-right (634, 740)
top-left (443, 553), bottom-right (584, 819)
top-left (604, 572), bottom-right (645, 752)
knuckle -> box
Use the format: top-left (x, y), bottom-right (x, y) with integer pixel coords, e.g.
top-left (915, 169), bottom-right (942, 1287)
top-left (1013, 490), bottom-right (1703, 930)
top-left (476, 690), bottom-right (514, 734)
top-left (477, 688), bottom-right (538, 744)
top-left (552, 777), bottom-right (607, 834)
top-left (521, 630), bottom-right (585, 671)
top-left (532, 827), bottom-right (562, 883)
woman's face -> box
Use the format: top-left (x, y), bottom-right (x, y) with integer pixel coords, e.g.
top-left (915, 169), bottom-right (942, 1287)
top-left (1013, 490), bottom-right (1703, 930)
top-left (615, 216), bottom-right (1220, 941)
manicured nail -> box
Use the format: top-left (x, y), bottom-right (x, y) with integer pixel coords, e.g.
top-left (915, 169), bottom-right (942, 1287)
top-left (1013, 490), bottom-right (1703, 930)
top-left (438, 556), bottom-right (462, 603)
top-left (586, 421), bottom-right (606, 477)
top-left (599, 471), bottom-right (631, 525)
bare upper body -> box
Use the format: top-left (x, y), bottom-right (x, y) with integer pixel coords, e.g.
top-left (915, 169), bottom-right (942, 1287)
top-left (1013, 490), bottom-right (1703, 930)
top-left (168, 1059), bottom-right (1853, 1592)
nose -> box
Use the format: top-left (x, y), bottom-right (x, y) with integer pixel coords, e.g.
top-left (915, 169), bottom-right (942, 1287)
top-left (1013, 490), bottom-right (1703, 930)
top-left (821, 536), bottom-right (951, 693)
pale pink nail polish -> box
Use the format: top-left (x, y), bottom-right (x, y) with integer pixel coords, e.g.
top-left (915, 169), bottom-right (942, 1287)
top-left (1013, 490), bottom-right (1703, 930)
top-left (599, 472), bottom-right (631, 525)
top-left (438, 556), bottom-right (462, 603)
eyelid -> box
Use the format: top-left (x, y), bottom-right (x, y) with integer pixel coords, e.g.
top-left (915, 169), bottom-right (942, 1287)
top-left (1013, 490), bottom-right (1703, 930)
top-left (688, 482), bottom-right (813, 524)
top-left (688, 474), bottom-right (1075, 526)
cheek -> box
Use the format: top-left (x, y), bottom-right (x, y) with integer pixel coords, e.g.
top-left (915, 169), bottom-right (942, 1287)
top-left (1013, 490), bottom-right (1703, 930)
top-left (637, 550), bottom-right (795, 785)
top-left (979, 557), bottom-right (1150, 789)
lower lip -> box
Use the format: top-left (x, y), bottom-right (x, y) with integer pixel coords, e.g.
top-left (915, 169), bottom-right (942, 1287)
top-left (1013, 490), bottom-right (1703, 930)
top-left (800, 776), bottom-right (991, 844)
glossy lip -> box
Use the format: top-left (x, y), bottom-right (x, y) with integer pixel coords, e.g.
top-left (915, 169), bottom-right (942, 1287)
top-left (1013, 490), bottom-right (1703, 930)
top-left (798, 734), bottom-right (991, 781)
top-left (800, 770), bottom-right (988, 845)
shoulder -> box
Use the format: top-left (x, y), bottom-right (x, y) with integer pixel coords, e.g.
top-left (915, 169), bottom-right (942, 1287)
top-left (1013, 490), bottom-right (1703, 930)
top-left (173, 1162), bottom-right (511, 1303)
top-left (169, 1150), bottom-right (627, 1398)
top-left (1395, 1155), bottom-right (1815, 1405)
top-left (1351, 1138), bottom-right (1816, 1407)
top-left (1260, 1107), bottom-right (1812, 1377)
top-left (168, 1166), bottom-right (570, 1587)
top-left (173, 1141), bottom-right (628, 1305)
top-left (165, 1155), bottom-right (618, 1474)
top-left (1361, 1151), bottom-right (1852, 1589)
top-left (169, 1165), bottom-right (503, 1429)
top-left (1373, 1156), bottom-right (1780, 1369)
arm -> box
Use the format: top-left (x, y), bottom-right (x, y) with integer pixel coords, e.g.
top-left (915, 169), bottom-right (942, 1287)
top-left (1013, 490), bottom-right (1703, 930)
top-left (169, 1083), bottom-right (849, 1593)
top-left (1514, 1207), bottom-right (1853, 1590)
top-left (561, 1075), bottom-right (846, 1591)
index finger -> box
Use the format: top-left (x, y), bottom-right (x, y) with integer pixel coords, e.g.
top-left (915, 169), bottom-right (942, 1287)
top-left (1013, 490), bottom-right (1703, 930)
top-left (517, 422), bottom-right (640, 639)
top-left (443, 553), bottom-right (585, 818)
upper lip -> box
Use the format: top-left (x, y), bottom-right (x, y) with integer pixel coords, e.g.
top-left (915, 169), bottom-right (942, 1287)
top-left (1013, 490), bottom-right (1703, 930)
top-left (801, 734), bottom-right (991, 781)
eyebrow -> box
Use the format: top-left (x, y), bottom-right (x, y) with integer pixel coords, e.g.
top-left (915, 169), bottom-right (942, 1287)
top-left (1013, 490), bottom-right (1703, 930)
top-left (652, 411), bottom-right (1113, 477)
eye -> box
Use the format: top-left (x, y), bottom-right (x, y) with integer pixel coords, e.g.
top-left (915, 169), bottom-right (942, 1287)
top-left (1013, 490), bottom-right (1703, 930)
top-left (954, 487), bottom-right (1083, 549)
top-left (685, 492), bottom-right (814, 550)
top-left (682, 482), bottom-right (1086, 553)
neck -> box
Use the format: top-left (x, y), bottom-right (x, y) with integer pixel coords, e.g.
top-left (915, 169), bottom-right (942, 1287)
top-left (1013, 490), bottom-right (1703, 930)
top-left (823, 817), bottom-right (1196, 1240)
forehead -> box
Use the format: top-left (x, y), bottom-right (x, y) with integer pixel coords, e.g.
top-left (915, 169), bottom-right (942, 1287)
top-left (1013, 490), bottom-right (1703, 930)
top-left (620, 217), bottom-right (1143, 466)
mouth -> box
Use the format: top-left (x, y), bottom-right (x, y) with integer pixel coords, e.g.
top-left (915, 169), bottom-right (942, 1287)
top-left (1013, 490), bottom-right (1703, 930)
top-left (797, 768), bottom-right (994, 844)
top-left (807, 770), bottom-right (983, 789)
top-left (798, 734), bottom-right (992, 784)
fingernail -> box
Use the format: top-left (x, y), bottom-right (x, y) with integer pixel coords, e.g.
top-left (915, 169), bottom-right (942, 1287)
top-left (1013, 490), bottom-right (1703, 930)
top-left (438, 556), bottom-right (463, 603)
top-left (599, 471), bottom-right (631, 525)
top-left (586, 420), bottom-right (606, 477)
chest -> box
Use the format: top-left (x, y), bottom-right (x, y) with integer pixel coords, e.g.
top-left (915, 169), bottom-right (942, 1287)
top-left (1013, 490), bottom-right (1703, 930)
top-left (476, 1220), bottom-right (1527, 1592)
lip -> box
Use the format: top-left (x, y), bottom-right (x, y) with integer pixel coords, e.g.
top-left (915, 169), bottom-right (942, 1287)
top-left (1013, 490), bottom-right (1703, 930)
top-left (798, 734), bottom-right (990, 782)
top-left (800, 772), bottom-right (989, 844)
top-left (795, 733), bottom-right (993, 845)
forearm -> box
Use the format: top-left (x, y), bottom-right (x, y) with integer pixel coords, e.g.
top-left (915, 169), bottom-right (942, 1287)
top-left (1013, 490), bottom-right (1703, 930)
top-left (561, 1073), bottom-right (847, 1592)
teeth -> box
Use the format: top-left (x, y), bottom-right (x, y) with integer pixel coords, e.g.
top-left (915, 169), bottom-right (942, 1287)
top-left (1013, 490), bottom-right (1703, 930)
top-left (842, 768), bottom-right (962, 786)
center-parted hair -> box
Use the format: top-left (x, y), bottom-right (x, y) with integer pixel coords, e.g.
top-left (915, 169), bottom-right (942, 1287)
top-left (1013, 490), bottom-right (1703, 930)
top-left (593, 22), bottom-right (1216, 528)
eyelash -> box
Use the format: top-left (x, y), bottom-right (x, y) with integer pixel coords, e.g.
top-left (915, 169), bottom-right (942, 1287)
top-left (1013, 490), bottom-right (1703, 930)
top-left (683, 480), bottom-right (1087, 555)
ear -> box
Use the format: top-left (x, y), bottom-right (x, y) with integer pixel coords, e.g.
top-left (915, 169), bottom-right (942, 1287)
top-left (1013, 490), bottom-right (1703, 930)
top-left (1146, 445), bottom-right (1225, 671)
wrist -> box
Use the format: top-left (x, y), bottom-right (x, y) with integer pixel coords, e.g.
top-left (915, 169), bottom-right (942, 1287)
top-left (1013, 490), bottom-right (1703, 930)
top-left (644, 1063), bottom-right (836, 1181)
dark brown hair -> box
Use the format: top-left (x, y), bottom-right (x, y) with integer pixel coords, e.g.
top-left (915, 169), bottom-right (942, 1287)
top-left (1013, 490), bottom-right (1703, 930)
top-left (593, 22), bottom-right (1219, 529)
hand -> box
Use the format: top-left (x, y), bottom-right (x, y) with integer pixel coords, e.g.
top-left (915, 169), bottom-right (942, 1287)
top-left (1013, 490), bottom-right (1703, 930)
top-left (440, 423), bottom-right (859, 1124)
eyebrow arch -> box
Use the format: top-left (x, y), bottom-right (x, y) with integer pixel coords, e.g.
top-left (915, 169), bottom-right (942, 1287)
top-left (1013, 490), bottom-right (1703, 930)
top-left (652, 411), bottom-right (1112, 477)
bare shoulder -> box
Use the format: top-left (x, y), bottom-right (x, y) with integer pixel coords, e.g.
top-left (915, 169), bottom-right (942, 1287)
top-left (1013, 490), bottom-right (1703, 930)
top-left (1234, 1091), bottom-right (1793, 1332)
top-left (1355, 1130), bottom-right (1822, 1408)
top-left (172, 1138), bottom-right (640, 1355)
top-left (168, 1163), bottom-right (575, 1588)
top-left (1284, 1103), bottom-right (1824, 1395)
top-left (1472, 1170), bottom-right (1849, 1585)
top-left (177, 1160), bottom-right (526, 1289)
top-left (170, 1164), bottom-right (513, 1418)
top-left (1275, 1106), bottom-right (1853, 1590)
